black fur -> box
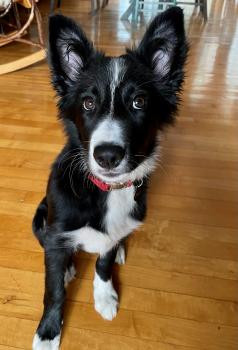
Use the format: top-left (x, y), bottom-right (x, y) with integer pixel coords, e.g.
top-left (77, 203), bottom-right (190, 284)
top-left (96, 247), bottom-right (118, 282)
top-left (32, 7), bottom-right (187, 347)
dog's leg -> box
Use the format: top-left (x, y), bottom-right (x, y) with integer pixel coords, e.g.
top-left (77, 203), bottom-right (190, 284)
top-left (115, 241), bottom-right (126, 265)
top-left (64, 256), bottom-right (76, 288)
top-left (93, 247), bottom-right (118, 320)
top-left (33, 249), bottom-right (71, 350)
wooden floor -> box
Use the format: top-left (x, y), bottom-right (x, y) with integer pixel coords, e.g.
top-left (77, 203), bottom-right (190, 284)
top-left (0, 0), bottom-right (238, 349)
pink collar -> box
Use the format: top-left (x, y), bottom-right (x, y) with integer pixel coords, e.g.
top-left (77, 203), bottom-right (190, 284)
top-left (88, 175), bottom-right (133, 192)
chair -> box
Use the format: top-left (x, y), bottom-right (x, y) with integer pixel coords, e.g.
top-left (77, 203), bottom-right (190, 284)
top-left (0, 0), bottom-right (45, 75)
top-left (49, 0), bottom-right (109, 15)
top-left (121, 0), bottom-right (207, 22)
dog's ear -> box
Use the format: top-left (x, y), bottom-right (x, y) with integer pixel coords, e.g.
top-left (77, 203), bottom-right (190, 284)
top-left (136, 7), bottom-right (188, 88)
top-left (48, 14), bottom-right (94, 95)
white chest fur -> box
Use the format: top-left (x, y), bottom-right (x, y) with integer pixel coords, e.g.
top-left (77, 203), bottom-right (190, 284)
top-left (63, 186), bottom-right (141, 255)
top-left (104, 186), bottom-right (140, 239)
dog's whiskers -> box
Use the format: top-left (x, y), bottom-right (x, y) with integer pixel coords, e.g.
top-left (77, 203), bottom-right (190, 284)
top-left (58, 148), bottom-right (82, 168)
top-left (59, 146), bottom-right (90, 197)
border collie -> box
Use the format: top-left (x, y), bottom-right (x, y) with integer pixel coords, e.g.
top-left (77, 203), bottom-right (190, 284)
top-left (32, 7), bottom-right (187, 349)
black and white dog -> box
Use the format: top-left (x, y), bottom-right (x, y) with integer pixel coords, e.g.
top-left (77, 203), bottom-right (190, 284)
top-left (32, 7), bottom-right (187, 349)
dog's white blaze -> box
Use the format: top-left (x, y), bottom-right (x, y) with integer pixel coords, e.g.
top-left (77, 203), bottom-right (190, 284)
top-left (90, 118), bottom-right (124, 149)
top-left (110, 58), bottom-right (124, 113)
top-left (62, 186), bottom-right (141, 255)
top-left (32, 333), bottom-right (61, 350)
top-left (93, 272), bottom-right (118, 320)
top-left (88, 58), bottom-right (126, 175)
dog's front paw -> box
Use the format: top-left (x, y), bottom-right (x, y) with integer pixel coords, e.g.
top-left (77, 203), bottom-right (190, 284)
top-left (32, 333), bottom-right (61, 350)
top-left (93, 273), bottom-right (118, 321)
top-left (94, 289), bottom-right (118, 320)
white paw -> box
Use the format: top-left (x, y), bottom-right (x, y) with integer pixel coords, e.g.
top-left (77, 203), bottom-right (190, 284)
top-left (115, 244), bottom-right (126, 265)
top-left (93, 272), bottom-right (118, 321)
top-left (32, 333), bottom-right (61, 350)
top-left (64, 263), bottom-right (76, 288)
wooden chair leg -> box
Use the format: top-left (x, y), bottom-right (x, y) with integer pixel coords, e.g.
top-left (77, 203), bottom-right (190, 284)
top-left (202, 0), bottom-right (208, 20)
top-left (35, 4), bottom-right (44, 46)
top-left (102, 0), bottom-right (109, 8)
top-left (121, 0), bottom-right (137, 21)
top-left (50, 0), bottom-right (55, 14)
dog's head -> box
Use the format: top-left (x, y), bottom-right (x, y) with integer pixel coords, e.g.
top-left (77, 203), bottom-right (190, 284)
top-left (49, 7), bottom-right (187, 184)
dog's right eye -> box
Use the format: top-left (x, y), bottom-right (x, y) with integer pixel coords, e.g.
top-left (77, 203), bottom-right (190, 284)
top-left (132, 95), bottom-right (146, 110)
top-left (83, 97), bottom-right (95, 111)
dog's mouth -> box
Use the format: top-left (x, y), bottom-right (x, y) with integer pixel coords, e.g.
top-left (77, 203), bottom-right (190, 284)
top-left (93, 169), bottom-right (128, 184)
top-left (100, 170), bottom-right (124, 178)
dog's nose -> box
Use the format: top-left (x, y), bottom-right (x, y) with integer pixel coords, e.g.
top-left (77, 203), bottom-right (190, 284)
top-left (93, 144), bottom-right (125, 169)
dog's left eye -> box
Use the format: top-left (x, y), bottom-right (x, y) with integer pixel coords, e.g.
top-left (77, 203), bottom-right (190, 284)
top-left (132, 96), bottom-right (145, 110)
top-left (83, 97), bottom-right (95, 111)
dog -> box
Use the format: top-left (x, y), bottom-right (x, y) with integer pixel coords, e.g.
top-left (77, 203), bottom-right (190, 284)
top-left (32, 7), bottom-right (187, 349)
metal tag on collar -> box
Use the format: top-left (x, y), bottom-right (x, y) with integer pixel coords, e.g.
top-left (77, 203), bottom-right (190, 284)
top-left (134, 178), bottom-right (144, 200)
top-left (135, 178), bottom-right (143, 188)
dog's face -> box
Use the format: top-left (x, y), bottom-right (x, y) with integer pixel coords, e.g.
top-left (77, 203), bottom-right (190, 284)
top-left (49, 8), bottom-right (187, 183)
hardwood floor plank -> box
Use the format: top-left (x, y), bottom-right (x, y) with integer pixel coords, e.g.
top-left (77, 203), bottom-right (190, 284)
top-left (0, 345), bottom-right (24, 350)
top-left (0, 250), bottom-right (237, 302)
top-left (147, 195), bottom-right (238, 228)
top-left (0, 315), bottom-right (196, 350)
top-left (1, 268), bottom-right (237, 326)
top-left (0, 288), bottom-right (237, 350)
top-left (0, 177), bottom-right (45, 193)
top-left (0, 139), bottom-right (61, 154)
top-left (0, 149), bottom-right (55, 170)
